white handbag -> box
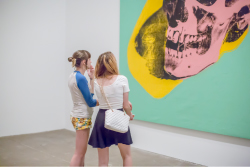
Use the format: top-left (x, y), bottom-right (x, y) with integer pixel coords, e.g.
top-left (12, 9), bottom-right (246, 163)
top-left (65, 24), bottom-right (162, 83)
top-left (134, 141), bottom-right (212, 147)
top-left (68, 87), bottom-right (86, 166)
top-left (100, 81), bottom-right (130, 133)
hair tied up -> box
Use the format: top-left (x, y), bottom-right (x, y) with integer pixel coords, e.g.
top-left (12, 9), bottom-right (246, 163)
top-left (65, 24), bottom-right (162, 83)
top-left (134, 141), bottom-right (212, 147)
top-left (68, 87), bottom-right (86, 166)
top-left (68, 57), bottom-right (73, 62)
top-left (72, 58), bottom-right (76, 67)
top-left (68, 57), bottom-right (76, 67)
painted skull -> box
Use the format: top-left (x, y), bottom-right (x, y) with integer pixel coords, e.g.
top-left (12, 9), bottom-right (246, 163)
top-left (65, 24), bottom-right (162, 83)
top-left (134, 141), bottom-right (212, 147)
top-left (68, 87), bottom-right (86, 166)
top-left (163, 0), bottom-right (250, 79)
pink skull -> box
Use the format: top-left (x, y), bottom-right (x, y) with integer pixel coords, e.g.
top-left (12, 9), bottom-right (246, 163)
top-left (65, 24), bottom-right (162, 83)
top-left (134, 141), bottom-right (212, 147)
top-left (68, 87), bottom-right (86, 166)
top-left (164, 0), bottom-right (250, 79)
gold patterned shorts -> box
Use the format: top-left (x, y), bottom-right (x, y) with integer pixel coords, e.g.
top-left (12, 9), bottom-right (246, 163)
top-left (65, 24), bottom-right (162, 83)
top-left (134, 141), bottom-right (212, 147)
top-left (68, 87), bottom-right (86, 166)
top-left (70, 116), bottom-right (92, 130)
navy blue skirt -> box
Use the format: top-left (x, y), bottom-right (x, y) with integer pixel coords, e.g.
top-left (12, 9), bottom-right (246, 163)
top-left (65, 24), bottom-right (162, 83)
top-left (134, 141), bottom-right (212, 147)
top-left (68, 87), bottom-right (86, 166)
top-left (88, 108), bottom-right (133, 148)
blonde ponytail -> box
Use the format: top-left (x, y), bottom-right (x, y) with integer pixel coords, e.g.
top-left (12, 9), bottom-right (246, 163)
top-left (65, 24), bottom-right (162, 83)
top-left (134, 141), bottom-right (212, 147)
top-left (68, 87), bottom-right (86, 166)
top-left (72, 58), bottom-right (76, 67)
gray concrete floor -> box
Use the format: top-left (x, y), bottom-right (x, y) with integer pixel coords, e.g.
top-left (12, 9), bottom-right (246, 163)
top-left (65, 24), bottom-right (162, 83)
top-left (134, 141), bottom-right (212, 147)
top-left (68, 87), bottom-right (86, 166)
top-left (0, 129), bottom-right (204, 166)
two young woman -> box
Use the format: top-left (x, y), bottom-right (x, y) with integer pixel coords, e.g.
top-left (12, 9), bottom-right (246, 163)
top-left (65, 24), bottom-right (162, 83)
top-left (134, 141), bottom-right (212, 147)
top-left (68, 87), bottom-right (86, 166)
top-left (68, 50), bottom-right (134, 166)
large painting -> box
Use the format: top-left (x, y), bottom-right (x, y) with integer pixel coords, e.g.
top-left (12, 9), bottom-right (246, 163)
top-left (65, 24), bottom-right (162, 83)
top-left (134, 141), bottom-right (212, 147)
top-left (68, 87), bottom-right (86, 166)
top-left (120, 0), bottom-right (250, 139)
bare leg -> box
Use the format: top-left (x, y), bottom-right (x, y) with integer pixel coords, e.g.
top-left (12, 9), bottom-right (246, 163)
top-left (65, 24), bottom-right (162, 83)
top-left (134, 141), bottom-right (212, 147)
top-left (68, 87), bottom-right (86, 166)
top-left (118, 143), bottom-right (132, 167)
top-left (98, 147), bottom-right (109, 167)
top-left (70, 128), bottom-right (90, 167)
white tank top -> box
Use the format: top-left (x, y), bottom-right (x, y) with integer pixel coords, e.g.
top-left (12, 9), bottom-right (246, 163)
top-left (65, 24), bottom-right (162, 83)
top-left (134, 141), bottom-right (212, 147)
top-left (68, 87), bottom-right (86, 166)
top-left (94, 75), bottom-right (130, 109)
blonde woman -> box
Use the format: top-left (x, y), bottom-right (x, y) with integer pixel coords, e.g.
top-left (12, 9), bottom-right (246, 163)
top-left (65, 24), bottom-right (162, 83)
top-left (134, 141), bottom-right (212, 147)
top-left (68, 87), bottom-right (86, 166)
top-left (88, 51), bottom-right (134, 167)
top-left (68, 50), bottom-right (99, 166)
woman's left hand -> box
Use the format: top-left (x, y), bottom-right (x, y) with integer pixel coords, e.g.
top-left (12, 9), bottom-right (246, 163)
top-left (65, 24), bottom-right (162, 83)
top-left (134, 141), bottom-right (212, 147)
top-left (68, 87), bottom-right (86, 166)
top-left (87, 65), bottom-right (95, 79)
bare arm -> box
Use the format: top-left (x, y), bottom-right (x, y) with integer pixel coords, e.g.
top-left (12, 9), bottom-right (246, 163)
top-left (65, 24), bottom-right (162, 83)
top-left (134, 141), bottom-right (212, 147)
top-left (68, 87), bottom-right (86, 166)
top-left (123, 92), bottom-right (132, 116)
top-left (122, 76), bottom-right (134, 120)
top-left (87, 65), bottom-right (99, 106)
top-left (87, 65), bottom-right (95, 94)
top-left (89, 78), bottom-right (94, 94)
top-left (89, 79), bottom-right (99, 106)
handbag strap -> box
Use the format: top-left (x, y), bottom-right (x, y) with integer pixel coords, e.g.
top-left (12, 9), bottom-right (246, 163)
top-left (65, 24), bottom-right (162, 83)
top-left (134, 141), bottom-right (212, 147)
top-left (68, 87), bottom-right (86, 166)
top-left (99, 78), bottom-right (126, 115)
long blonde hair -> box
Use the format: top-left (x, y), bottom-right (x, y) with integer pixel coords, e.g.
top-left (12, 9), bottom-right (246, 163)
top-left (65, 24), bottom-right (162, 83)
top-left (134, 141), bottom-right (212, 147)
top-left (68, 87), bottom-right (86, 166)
top-left (68, 50), bottom-right (91, 68)
top-left (95, 51), bottom-right (119, 79)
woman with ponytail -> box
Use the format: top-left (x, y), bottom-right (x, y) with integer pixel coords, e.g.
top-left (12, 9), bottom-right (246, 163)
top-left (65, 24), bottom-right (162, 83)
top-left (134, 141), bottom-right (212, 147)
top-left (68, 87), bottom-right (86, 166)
top-left (68, 50), bottom-right (99, 166)
top-left (88, 51), bottom-right (134, 166)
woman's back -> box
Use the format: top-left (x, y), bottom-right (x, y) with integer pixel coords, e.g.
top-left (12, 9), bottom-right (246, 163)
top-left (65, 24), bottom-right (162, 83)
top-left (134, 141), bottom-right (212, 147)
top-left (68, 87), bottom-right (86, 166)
top-left (94, 75), bottom-right (130, 109)
top-left (68, 71), bottom-right (95, 118)
top-left (88, 52), bottom-right (133, 165)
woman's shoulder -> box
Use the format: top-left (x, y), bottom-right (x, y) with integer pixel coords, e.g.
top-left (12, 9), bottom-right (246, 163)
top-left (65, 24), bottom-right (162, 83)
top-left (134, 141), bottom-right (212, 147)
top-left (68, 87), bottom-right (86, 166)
top-left (117, 75), bottom-right (128, 82)
top-left (117, 75), bottom-right (127, 79)
top-left (75, 72), bottom-right (87, 82)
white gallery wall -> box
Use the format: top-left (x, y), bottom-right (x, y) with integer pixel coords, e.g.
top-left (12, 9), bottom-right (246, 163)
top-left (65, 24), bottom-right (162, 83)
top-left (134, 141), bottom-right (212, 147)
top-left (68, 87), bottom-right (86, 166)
top-left (0, 0), bottom-right (250, 166)
top-left (0, 0), bottom-right (66, 137)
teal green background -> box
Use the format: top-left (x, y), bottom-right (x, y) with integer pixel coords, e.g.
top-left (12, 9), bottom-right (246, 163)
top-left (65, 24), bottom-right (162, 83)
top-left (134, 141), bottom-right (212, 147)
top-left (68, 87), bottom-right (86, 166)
top-left (120, 0), bottom-right (250, 139)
